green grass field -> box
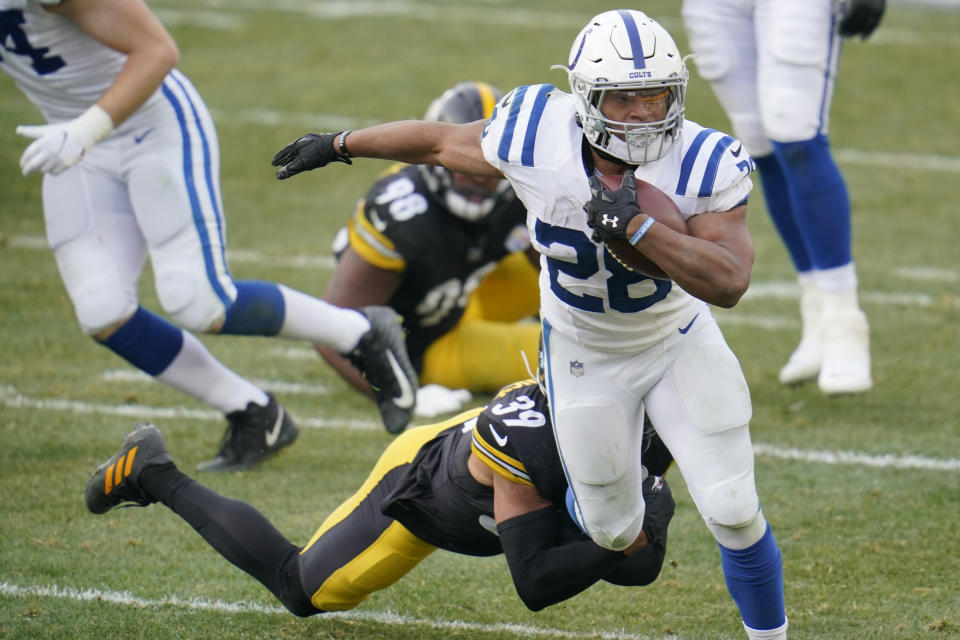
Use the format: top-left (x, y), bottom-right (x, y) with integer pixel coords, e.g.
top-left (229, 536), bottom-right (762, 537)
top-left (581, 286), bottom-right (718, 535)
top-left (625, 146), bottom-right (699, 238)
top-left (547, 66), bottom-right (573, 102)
top-left (1, 1), bottom-right (958, 639)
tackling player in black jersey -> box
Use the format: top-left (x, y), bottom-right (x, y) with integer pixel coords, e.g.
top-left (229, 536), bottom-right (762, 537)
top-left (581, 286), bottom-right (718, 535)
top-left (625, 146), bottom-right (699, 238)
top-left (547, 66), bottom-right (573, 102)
top-left (85, 380), bottom-right (674, 614)
top-left (316, 82), bottom-right (541, 420)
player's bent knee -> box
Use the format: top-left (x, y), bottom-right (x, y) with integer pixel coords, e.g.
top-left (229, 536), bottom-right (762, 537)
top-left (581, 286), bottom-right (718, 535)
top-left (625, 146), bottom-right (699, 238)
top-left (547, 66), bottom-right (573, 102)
top-left (73, 279), bottom-right (138, 335)
top-left (760, 88), bottom-right (823, 143)
top-left (701, 471), bottom-right (760, 529)
top-left (155, 266), bottom-right (227, 332)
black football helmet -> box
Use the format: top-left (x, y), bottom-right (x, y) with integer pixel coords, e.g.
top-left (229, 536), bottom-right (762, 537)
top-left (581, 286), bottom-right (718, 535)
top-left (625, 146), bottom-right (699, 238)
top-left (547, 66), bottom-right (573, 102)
top-left (419, 81), bottom-right (512, 222)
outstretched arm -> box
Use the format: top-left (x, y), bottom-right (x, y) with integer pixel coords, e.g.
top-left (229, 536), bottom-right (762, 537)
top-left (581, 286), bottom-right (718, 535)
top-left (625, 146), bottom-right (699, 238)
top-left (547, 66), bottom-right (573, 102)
top-left (272, 120), bottom-right (500, 180)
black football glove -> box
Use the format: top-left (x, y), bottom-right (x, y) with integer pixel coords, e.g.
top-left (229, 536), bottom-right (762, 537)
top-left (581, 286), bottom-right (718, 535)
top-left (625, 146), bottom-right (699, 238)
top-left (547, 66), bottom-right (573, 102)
top-left (838, 0), bottom-right (886, 39)
top-left (640, 472), bottom-right (675, 550)
top-left (271, 132), bottom-right (351, 180)
top-left (583, 170), bottom-right (642, 244)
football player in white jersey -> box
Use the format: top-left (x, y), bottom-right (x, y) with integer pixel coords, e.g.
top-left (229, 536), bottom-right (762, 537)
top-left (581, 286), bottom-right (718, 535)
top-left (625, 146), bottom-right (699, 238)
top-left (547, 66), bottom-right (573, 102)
top-left (0, 0), bottom-right (419, 465)
top-left (682, 0), bottom-right (885, 395)
top-left (271, 10), bottom-right (787, 639)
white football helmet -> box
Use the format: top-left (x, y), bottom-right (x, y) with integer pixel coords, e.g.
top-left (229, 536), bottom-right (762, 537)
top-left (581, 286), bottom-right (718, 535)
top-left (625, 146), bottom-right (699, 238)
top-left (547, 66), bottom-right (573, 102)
top-left (419, 81), bottom-right (512, 222)
top-left (559, 10), bottom-right (688, 165)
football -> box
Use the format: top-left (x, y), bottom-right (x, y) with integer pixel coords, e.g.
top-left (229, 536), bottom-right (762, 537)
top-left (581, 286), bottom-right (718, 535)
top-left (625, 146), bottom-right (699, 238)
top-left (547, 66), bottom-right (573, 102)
top-left (597, 173), bottom-right (688, 280)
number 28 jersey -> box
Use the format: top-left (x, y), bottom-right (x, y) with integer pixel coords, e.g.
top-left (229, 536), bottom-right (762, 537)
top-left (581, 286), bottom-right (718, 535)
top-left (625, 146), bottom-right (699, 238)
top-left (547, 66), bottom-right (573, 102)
top-left (479, 85), bottom-right (754, 353)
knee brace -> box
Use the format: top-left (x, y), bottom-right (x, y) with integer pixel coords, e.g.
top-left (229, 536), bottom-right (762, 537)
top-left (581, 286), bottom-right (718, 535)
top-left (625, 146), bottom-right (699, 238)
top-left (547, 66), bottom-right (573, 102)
top-left (555, 399), bottom-right (644, 551)
top-left (72, 276), bottom-right (139, 335)
top-left (155, 265), bottom-right (230, 332)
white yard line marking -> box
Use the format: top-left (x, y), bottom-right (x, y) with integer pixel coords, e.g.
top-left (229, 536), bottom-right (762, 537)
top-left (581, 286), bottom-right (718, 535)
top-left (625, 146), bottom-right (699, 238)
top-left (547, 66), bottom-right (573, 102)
top-left (0, 581), bottom-right (666, 640)
top-left (0, 386), bottom-right (378, 431)
top-left (752, 444), bottom-right (960, 472)
top-left (2, 386), bottom-right (956, 472)
top-left (101, 369), bottom-right (331, 396)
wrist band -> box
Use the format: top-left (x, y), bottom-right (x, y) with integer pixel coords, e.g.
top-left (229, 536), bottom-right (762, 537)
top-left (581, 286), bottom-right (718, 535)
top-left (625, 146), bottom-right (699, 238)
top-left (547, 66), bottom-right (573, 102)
top-left (629, 217), bottom-right (655, 245)
top-left (338, 130), bottom-right (353, 158)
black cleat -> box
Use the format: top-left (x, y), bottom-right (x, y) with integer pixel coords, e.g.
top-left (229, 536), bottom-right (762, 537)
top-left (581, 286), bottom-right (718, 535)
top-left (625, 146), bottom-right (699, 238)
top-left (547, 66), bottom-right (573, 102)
top-left (195, 393), bottom-right (298, 472)
top-left (85, 423), bottom-right (172, 515)
top-left (346, 306), bottom-right (418, 434)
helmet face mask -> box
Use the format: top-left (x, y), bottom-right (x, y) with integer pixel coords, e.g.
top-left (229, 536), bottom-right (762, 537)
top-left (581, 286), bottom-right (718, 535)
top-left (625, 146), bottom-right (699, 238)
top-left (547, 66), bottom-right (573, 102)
top-left (421, 81), bottom-right (510, 222)
top-left (561, 10), bottom-right (688, 165)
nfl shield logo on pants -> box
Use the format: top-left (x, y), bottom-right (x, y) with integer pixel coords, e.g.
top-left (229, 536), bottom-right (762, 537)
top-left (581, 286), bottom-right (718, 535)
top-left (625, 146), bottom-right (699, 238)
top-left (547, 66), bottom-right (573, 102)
top-left (569, 360), bottom-right (584, 377)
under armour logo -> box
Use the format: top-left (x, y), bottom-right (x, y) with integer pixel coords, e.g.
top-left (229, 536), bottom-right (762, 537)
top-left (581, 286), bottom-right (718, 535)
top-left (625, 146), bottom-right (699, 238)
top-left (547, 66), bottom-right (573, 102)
top-left (601, 214), bottom-right (619, 228)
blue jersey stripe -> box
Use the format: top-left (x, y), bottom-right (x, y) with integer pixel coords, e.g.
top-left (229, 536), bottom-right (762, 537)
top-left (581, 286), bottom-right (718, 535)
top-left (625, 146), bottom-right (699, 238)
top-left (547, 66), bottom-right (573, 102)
top-left (676, 128), bottom-right (716, 195)
top-left (497, 85), bottom-right (529, 163)
top-left (161, 77), bottom-right (231, 307)
top-left (698, 135), bottom-right (736, 198)
top-left (617, 10), bottom-right (646, 69)
top-left (520, 84), bottom-right (554, 167)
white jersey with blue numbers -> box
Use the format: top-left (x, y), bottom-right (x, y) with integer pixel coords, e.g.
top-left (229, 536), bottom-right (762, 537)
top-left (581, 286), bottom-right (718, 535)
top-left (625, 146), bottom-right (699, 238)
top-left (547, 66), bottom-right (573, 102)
top-left (0, 0), bottom-right (166, 130)
top-left (480, 84), bottom-right (754, 353)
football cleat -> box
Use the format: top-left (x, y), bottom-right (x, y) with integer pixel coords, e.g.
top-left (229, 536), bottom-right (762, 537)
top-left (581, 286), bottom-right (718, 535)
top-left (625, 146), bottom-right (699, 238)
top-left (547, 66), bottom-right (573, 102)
top-left (85, 423), bottom-right (172, 515)
top-left (347, 306), bottom-right (418, 434)
top-left (818, 308), bottom-right (872, 395)
top-left (196, 393), bottom-right (298, 472)
top-left (779, 284), bottom-right (823, 385)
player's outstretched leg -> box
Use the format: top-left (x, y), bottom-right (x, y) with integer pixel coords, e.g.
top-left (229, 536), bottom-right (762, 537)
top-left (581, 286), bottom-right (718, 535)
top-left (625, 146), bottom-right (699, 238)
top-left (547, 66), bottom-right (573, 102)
top-left (85, 424), bottom-right (319, 617)
top-left (345, 306), bottom-right (418, 434)
top-left (196, 393), bottom-right (299, 472)
top-left (85, 423), bottom-right (173, 514)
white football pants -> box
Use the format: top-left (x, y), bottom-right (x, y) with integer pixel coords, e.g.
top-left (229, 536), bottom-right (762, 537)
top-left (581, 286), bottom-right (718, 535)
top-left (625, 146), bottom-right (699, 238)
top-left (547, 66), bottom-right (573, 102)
top-left (542, 310), bottom-right (759, 551)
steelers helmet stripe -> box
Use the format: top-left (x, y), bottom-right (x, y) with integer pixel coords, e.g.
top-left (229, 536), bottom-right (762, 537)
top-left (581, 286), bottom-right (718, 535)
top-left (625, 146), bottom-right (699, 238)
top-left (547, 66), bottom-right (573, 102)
top-left (474, 82), bottom-right (499, 119)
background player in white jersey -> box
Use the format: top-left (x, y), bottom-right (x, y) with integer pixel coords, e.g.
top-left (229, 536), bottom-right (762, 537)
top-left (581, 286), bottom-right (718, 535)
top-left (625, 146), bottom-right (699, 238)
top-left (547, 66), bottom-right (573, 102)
top-left (270, 10), bottom-right (787, 639)
top-left (682, 0), bottom-right (885, 395)
top-left (0, 0), bottom-right (419, 465)
top-left (319, 82), bottom-right (541, 419)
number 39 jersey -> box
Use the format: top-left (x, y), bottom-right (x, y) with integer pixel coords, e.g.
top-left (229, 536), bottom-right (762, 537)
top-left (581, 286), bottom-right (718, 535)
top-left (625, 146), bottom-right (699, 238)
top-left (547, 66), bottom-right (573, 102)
top-left (379, 379), bottom-right (672, 556)
top-left (480, 85), bottom-right (754, 353)
top-left (346, 164), bottom-right (530, 371)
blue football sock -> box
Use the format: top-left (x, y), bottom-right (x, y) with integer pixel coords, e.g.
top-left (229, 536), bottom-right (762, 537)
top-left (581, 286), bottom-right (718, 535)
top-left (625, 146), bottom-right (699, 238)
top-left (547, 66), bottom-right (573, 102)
top-left (773, 135), bottom-right (852, 270)
top-left (102, 306), bottom-right (184, 376)
top-left (754, 153), bottom-right (812, 273)
top-left (221, 280), bottom-right (286, 336)
top-left (719, 524), bottom-right (786, 631)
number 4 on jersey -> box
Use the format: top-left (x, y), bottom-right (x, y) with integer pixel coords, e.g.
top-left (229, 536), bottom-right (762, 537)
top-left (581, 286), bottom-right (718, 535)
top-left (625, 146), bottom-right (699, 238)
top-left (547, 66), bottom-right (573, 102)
top-left (0, 10), bottom-right (66, 75)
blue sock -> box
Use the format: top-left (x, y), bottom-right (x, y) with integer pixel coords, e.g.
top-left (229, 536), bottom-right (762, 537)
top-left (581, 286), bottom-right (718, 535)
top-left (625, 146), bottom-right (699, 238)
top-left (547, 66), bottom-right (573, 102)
top-left (754, 153), bottom-right (812, 273)
top-left (719, 524), bottom-right (786, 631)
top-left (221, 280), bottom-right (285, 336)
top-left (772, 135), bottom-right (852, 270)
top-left (102, 306), bottom-right (184, 376)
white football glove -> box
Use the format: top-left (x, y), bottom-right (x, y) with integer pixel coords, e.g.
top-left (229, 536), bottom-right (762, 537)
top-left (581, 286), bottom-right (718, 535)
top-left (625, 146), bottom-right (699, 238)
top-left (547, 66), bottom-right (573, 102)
top-left (16, 105), bottom-right (114, 176)
top-left (414, 384), bottom-right (472, 418)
